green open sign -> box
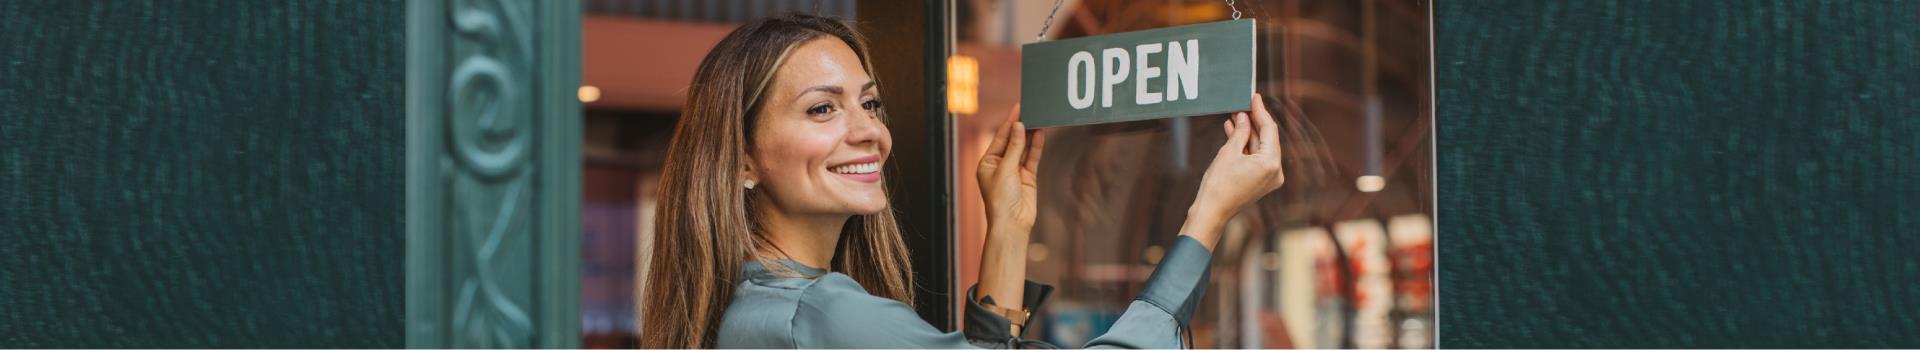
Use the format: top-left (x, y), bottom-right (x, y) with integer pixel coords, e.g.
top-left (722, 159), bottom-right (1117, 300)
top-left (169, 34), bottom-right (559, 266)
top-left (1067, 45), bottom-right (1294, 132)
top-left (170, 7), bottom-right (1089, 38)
top-left (1020, 20), bottom-right (1256, 128)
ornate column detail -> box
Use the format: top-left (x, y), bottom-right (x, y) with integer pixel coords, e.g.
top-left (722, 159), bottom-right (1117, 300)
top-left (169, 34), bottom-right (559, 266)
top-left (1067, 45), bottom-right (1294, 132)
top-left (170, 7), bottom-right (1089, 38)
top-left (408, 0), bottom-right (580, 348)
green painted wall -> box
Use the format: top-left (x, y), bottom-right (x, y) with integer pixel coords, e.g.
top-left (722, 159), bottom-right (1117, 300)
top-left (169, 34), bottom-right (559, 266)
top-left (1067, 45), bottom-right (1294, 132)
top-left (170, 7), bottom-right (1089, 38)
top-left (0, 1), bottom-right (403, 347)
top-left (1437, 1), bottom-right (1920, 347)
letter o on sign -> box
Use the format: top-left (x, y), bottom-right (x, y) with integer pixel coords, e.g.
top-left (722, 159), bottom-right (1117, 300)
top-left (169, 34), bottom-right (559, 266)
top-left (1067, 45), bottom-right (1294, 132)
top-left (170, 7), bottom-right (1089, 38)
top-left (1066, 51), bottom-right (1096, 110)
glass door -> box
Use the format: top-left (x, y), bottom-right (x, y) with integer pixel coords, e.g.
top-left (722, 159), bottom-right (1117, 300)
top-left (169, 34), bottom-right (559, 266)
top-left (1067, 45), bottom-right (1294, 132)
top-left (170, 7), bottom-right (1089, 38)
top-left (949, 0), bottom-right (1434, 348)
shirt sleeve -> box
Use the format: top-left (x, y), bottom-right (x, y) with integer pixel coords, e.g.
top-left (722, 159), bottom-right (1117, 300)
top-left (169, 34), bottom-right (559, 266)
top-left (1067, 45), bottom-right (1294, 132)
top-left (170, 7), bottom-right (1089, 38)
top-left (962, 280), bottom-right (1055, 347)
top-left (1083, 235), bottom-right (1213, 349)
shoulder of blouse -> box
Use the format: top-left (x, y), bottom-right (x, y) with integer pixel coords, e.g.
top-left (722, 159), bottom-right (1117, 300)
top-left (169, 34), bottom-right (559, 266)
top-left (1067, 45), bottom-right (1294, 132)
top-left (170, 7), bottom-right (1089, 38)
top-left (714, 261), bottom-right (823, 348)
top-left (790, 271), bottom-right (987, 348)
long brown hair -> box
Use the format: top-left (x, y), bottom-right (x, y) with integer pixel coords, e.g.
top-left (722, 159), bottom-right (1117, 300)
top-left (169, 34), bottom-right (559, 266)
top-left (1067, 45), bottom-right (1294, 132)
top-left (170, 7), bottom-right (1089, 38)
top-left (639, 14), bottom-right (916, 348)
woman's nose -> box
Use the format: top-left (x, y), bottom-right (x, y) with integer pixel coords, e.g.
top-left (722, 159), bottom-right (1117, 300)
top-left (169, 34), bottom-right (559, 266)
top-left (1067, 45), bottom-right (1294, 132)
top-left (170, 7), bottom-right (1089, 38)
top-left (845, 109), bottom-right (886, 145)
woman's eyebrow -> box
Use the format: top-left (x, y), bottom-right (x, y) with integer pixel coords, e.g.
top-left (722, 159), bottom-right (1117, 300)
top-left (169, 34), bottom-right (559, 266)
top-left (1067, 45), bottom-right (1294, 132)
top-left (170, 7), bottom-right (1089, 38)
top-left (793, 81), bottom-right (877, 102)
top-left (793, 85), bottom-right (843, 103)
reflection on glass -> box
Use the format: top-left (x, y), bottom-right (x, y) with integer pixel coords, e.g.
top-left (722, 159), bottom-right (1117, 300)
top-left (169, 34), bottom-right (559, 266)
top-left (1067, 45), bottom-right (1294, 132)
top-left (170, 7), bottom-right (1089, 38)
top-left (956, 0), bottom-right (1432, 348)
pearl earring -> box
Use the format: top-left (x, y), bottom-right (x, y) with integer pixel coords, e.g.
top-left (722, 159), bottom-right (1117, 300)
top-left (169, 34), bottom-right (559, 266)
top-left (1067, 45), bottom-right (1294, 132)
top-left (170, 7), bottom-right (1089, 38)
top-left (744, 179), bottom-right (756, 190)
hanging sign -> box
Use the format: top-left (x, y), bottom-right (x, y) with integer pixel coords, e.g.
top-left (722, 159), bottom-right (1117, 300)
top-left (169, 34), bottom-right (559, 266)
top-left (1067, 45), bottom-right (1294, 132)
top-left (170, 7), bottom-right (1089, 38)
top-left (1020, 19), bottom-right (1256, 128)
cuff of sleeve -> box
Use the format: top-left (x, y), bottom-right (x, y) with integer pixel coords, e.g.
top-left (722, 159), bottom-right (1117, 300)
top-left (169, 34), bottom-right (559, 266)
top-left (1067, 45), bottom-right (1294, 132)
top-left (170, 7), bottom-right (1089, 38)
top-left (963, 281), bottom-right (1056, 342)
top-left (1136, 235), bottom-right (1213, 324)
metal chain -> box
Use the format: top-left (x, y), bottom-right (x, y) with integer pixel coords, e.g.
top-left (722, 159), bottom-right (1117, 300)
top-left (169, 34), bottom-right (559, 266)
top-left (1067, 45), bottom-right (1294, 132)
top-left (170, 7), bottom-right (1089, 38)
top-left (1034, 0), bottom-right (1065, 42)
top-left (1033, 0), bottom-right (1237, 43)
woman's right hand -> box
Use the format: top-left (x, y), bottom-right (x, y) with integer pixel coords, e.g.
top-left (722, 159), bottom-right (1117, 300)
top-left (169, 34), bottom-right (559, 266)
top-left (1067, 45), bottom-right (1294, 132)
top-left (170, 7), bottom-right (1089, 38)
top-left (1184, 93), bottom-right (1287, 250)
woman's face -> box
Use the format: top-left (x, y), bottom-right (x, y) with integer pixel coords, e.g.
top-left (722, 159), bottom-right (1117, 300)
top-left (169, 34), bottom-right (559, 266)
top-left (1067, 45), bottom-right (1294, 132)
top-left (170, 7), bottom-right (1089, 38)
top-left (747, 37), bottom-right (891, 216)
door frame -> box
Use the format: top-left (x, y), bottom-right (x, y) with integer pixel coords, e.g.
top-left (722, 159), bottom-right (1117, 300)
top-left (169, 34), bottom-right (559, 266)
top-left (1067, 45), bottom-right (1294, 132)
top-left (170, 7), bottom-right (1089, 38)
top-left (406, 0), bottom-right (582, 347)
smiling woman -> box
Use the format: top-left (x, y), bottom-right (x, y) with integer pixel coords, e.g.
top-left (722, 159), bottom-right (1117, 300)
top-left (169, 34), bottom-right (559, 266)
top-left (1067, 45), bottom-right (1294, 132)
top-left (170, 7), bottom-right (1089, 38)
top-left (636, 14), bottom-right (917, 348)
top-left (639, 12), bottom-right (1289, 349)
top-left (736, 35), bottom-right (901, 284)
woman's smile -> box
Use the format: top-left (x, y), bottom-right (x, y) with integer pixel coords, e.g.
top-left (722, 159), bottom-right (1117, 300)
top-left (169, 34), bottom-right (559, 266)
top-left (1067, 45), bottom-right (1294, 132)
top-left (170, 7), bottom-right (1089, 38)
top-left (827, 155), bottom-right (883, 183)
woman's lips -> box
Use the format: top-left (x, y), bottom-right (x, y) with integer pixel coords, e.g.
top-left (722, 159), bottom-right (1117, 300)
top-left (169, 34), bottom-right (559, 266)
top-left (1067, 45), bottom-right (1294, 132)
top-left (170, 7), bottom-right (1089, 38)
top-left (834, 170), bottom-right (882, 183)
top-left (828, 156), bottom-right (883, 184)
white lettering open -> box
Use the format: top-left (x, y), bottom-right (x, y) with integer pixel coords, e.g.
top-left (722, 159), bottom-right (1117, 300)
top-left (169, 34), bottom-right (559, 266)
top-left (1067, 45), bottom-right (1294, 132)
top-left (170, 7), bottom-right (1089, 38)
top-left (1063, 39), bottom-right (1201, 110)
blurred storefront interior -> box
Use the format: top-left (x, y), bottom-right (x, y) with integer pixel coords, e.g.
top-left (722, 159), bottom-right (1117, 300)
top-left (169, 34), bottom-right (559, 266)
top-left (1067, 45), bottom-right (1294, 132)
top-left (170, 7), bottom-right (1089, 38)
top-left (580, 0), bottom-right (1432, 348)
top-left (951, 0), bottom-right (1432, 348)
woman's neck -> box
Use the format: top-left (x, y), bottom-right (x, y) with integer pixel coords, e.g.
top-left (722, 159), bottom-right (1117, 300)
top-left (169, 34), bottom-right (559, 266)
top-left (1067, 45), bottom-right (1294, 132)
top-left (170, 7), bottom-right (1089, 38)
top-left (754, 204), bottom-right (847, 270)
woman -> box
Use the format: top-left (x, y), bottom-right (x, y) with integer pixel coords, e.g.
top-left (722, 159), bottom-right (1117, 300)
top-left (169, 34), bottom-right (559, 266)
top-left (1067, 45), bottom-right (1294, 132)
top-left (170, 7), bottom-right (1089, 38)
top-left (641, 14), bottom-right (1286, 348)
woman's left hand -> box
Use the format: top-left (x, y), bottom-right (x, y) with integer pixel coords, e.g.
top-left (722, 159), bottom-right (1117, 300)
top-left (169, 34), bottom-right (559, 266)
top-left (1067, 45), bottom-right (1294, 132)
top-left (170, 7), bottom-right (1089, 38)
top-left (975, 105), bottom-right (1046, 311)
top-left (977, 106), bottom-right (1047, 235)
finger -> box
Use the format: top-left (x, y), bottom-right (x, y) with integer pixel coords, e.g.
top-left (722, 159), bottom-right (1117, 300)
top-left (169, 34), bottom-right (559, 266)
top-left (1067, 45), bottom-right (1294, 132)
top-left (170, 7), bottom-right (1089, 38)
top-left (1224, 112), bottom-right (1251, 155)
top-left (979, 118), bottom-right (1009, 178)
top-left (1242, 115), bottom-right (1260, 152)
top-left (1022, 129), bottom-right (1048, 171)
top-left (984, 113), bottom-right (1015, 158)
top-left (1251, 93), bottom-right (1280, 153)
top-left (1000, 122), bottom-right (1028, 172)
top-left (1223, 119), bottom-right (1234, 138)
top-left (979, 113), bottom-right (1016, 184)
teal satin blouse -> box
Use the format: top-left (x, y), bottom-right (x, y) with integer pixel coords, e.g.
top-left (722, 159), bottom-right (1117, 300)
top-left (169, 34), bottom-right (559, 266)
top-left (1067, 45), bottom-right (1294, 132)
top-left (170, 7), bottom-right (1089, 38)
top-left (714, 236), bottom-right (1213, 348)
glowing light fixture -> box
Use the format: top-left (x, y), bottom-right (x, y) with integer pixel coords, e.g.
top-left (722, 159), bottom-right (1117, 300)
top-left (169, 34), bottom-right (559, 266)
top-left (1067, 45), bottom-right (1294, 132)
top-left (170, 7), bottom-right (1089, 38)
top-left (946, 55), bottom-right (978, 115)
top-left (577, 85), bottom-right (602, 103)
top-left (1357, 175), bottom-right (1386, 192)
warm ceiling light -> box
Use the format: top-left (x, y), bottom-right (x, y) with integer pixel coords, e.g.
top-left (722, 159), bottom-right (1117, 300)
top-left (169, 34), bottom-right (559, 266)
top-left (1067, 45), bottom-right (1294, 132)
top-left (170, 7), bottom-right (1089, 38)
top-left (947, 55), bottom-right (978, 115)
top-left (1357, 175), bottom-right (1386, 192)
top-left (578, 85), bottom-right (601, 103)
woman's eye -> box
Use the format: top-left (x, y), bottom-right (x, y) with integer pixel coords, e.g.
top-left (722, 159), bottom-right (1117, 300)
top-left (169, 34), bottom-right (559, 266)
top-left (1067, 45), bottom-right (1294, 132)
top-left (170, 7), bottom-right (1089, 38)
top-left (861, 99), bottom-right (882, 111)
top-left (807, 103), bottom-right (833, 115)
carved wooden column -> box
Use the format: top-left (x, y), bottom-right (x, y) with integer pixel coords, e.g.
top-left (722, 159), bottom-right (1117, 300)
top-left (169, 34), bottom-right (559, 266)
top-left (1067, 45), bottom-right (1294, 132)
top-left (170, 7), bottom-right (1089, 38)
top-left (406, 0), bottom-right (581, 347)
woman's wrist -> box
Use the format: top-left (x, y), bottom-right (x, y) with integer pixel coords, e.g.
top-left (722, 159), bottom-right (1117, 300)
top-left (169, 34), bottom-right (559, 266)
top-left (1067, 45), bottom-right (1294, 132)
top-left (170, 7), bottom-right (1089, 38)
top-left (1180, 205), bottom-right (1226, 251)
top-left (977, 222), bottom-right (1029, 310)
top-left (985, 218), bottom-right (1032, 241)
top-left (982, 222), bottom-right (1031, 270)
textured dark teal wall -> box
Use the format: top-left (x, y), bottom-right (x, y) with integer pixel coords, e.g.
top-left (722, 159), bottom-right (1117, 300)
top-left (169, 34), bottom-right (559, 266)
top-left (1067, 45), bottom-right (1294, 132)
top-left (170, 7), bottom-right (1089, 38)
top-left (0, 1), bottom-right (402, 347)
top-left (1437, 1), bottom-right (1920, 347)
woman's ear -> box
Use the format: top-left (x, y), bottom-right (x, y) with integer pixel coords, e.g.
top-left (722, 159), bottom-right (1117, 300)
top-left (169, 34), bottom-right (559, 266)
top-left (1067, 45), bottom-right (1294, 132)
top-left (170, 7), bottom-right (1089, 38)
top-left (740, 156), bottom-right (759, 190)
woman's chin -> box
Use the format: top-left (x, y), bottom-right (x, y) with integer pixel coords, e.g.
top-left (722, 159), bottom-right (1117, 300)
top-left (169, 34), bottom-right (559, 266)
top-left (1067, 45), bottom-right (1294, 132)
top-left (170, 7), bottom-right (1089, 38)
top-left (849, 203), bottom-right (888, 215)
top-left (842, 198), bottom-right (889, 215)
top-left (837, 190), bottom-right (890, 214)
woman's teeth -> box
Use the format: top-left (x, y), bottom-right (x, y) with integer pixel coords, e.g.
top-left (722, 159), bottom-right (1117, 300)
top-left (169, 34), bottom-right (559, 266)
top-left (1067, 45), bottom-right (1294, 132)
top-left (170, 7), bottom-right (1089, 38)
top-left (830, 162), bottom-right (880, 174)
